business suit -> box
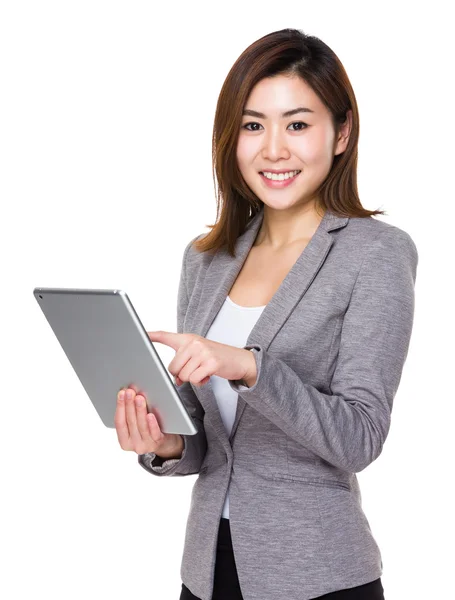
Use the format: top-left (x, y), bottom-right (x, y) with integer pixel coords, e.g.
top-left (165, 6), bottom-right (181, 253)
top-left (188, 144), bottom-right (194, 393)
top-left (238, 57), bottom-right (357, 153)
top-left (138, 206), bottom-right (418, 600)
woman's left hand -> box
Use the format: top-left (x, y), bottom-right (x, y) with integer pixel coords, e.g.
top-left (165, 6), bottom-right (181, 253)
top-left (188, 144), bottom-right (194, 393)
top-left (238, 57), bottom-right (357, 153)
top-left (147, 331), bottom-right (256, 387)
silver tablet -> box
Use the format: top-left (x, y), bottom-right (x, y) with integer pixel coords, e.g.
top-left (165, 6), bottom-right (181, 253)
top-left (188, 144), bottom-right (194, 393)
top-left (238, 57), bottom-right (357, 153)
top-left (33, 287), bottom-right (197, 435)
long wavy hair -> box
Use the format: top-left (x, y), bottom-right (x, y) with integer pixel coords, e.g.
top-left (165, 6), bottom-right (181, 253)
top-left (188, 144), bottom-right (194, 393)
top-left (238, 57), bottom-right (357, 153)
top-left (193, 28), bottom-right (386, 258)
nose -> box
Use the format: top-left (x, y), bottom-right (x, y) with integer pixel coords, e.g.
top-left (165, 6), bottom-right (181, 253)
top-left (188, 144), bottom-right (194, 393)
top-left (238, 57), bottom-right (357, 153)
top-left (261, 126), bottom-right (291, 161)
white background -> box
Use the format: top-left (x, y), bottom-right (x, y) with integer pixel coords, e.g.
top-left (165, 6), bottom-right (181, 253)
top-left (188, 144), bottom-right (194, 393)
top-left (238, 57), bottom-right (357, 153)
top-left (1, 1), bottom-right (453, 598)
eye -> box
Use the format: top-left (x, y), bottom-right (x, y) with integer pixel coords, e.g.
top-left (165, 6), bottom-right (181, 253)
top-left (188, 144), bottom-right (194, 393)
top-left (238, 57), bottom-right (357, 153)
top-left (241, 121), bottom-right (308, 131)
top-left (242, 122), bottom-right (262, 131)
top-left (288, 121), bottom-right (308, 131)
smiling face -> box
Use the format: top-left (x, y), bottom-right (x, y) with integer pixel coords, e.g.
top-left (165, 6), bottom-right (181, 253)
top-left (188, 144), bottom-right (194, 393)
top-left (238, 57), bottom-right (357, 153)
top-left (237, 74), bottom-right (350, 214)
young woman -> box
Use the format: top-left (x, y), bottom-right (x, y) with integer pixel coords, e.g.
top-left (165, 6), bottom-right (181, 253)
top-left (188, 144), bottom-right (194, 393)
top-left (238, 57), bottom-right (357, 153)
top-left (115, 28), bottom-right (418, 599)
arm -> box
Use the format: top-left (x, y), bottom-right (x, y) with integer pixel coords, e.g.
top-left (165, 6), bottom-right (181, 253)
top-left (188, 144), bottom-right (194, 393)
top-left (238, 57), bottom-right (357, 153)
top-left (138, 235), bottom-right (208, 476)
top-left (228, 229), bottom-right (418, 473)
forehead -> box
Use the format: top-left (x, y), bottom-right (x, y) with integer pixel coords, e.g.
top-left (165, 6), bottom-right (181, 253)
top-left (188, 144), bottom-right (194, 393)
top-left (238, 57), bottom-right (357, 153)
top-left (244, 75), bottom-right (325, 116)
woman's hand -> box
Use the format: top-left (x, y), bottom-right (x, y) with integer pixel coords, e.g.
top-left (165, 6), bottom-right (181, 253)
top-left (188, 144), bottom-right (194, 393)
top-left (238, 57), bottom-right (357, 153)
top-left (114, 386), bottom-right (183, 457)
top-left (147, 331), bottom-right (256, 387)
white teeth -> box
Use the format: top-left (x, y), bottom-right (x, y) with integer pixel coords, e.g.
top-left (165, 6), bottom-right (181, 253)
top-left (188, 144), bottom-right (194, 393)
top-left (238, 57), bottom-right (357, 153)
top-left (261, 170), bottom-right (300, 181)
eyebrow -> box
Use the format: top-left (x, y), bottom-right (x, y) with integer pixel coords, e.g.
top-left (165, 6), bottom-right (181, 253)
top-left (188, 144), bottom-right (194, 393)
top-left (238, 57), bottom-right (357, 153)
top-left (242, 106), bottom-right (315, 118)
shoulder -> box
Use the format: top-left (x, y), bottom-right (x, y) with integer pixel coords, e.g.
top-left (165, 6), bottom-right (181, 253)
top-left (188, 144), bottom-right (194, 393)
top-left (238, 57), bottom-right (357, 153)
top-left (184, 232), bottom-right (209, 257)
top-left (181, 232), bottom-right (213, 272)
top-left (341, 215), bottom-right (418, 265)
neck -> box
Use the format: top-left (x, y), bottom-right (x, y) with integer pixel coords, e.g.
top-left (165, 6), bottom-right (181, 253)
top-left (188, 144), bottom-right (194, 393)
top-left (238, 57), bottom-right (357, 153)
top-left (254, 202), bottom-right (326, 250)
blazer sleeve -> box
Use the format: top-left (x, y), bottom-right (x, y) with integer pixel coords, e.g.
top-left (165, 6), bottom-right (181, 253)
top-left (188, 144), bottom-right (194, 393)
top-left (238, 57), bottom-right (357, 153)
top-left (138, 235), bottom-right (208, 477)
top-left (228, 228), bottom-right (418, 473)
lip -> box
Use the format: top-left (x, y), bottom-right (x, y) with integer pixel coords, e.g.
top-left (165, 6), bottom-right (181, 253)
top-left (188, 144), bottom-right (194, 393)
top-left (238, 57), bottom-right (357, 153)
top-left (259, 169), bottom-right (301, 174)
top-left (259, 170), bottom-right (301, 189)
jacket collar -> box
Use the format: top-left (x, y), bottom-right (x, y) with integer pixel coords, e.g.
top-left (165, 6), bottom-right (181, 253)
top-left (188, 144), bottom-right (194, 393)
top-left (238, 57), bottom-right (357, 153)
top-left (192, 206), bottom-right (349, 350)
top-left (190, 206), bottom-right (349, 446)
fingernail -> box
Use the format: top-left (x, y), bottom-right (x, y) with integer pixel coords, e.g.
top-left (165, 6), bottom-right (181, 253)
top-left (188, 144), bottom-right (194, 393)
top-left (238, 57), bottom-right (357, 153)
top-left (135, 396), bottom-right (143, 407)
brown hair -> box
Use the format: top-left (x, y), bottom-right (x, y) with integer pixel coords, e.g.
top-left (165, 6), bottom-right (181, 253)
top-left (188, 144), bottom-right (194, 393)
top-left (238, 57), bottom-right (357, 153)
top-left (193, 28), bottom-right (386, 258)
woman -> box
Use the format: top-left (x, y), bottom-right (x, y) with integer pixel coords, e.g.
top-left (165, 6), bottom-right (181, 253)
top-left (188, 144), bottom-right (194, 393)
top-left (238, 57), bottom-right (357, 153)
top-left (115, 28), bottom-right (418, 599)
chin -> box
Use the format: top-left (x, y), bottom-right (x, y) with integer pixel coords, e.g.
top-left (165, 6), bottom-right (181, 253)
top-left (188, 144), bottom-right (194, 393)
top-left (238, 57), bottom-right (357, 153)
top-left (261, 197), bottom-right (301, 210)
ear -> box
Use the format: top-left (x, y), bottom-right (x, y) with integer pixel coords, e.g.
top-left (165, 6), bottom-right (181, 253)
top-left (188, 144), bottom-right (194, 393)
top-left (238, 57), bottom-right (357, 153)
top-left (334, 109), bottom-right (353, 156)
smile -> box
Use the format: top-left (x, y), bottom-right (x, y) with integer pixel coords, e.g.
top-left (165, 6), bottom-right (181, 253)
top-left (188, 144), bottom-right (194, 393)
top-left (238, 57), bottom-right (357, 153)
top-left (259, 170), bottom-right (301, 188)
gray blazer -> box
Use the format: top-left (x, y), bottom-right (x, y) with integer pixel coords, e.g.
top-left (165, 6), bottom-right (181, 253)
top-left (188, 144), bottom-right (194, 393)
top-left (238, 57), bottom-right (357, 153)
top-left (138, 206), bottom-right (418, 600)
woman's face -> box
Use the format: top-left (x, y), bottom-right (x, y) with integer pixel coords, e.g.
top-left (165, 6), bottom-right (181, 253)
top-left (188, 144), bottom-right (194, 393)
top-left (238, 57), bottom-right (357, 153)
top-left (237, 74), bottom-right (351, 212)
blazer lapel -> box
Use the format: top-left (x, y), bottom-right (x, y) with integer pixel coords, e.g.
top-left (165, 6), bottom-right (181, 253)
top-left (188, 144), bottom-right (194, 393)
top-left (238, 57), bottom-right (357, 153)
top-left (190, 206), bottom-right (349, 446)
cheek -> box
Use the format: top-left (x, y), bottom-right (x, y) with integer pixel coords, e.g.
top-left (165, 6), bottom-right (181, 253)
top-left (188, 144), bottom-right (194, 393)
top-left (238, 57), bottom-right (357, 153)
top-left (236, 136), bottom-right (253, 165)
top-left (236, 141), bottom-right (246, 173)
top-left (295, 130), bottom-right (334, 167)
top-left (236, 138), bottom-right (259, 181)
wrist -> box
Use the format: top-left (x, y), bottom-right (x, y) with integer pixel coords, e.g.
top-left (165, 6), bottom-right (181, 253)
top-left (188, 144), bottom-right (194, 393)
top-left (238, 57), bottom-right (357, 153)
top-left (157, 435), bottom-right (184, 460)
top-left (242, 349), bottom-right (257, 387)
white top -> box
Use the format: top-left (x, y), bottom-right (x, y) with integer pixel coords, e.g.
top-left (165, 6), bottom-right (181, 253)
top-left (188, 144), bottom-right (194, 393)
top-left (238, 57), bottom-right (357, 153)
top-left (205, 295), bottom-right (266, 519)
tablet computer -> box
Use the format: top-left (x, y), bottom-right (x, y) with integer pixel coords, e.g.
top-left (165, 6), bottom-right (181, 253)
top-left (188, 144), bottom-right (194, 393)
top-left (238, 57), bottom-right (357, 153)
top-left (33, 287), bottom-right (197, 435)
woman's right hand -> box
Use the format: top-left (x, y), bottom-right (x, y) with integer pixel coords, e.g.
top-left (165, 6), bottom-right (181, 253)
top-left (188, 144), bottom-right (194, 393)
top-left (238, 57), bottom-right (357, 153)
top-left (114, 387), bottom-right (183, 458)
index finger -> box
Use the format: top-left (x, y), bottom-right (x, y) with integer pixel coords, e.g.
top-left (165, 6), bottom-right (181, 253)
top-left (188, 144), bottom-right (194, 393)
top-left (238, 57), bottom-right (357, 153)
top-left (147, 330), bottom-right (181, 351)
